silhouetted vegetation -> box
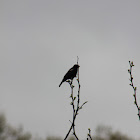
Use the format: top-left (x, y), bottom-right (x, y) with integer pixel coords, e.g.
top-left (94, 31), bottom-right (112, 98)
top-left (0, 112), bottom-right (139, 140)
top-left (0, 113), bottom-right (31, 140)
top-left (93, 125), bottom-right (133, 140)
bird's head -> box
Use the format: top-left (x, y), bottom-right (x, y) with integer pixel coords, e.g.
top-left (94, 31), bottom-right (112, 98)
top-left (73, 64), bottom-right (80, 68)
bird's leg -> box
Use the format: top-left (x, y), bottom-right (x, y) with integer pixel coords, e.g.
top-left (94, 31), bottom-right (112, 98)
top-left (66, 80), bottom-right (71, 85)
top-left (67, 79), bottom-right (73, 87)
top-left (70, 79), bottom-right (73, 86)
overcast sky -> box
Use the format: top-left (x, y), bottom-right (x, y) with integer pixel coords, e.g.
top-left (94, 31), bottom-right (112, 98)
top-left (0, 0), bottom-right (140, 139)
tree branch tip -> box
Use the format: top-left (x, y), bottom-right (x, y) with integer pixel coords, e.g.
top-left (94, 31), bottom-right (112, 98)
top-left (84, 101), bottom-right (88, 104)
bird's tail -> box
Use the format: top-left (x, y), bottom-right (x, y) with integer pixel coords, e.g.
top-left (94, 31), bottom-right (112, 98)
top-left (59, 81), bottom-right (63, 87)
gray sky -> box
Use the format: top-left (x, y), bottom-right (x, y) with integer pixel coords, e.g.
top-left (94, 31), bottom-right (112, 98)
top-left (0, 0), bottom-right (140, 139)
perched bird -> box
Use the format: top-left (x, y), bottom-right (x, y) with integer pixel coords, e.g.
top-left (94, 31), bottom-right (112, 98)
top-left (59, 64), bottom-right (80, 87)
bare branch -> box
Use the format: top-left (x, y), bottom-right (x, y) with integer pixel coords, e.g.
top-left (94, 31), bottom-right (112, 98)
top-left (64, 59), bottom-right (88, 140)
top-left (128, 61), bottom-right (140, 120)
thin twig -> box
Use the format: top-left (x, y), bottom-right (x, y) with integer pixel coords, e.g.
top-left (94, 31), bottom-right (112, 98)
top-left (87, 128), bottom-right (92, 140)
top-left (64, 80), bottom-right (79, 140)
top-left (128, 61), bottom-right (140, 120)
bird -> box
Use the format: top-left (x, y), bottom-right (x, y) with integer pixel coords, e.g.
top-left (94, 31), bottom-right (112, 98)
top-left (59, 64), bottom-right (80, 87)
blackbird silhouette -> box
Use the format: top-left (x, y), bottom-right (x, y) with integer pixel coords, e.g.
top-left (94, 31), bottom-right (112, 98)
top-left (59, 64), bottom-right (80, 87)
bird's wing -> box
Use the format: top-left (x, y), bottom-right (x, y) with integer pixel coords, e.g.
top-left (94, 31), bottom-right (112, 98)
top-left (63, 67), bottom-right (72, 78)
top-left (67, 67), bottom-right (74, 74)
